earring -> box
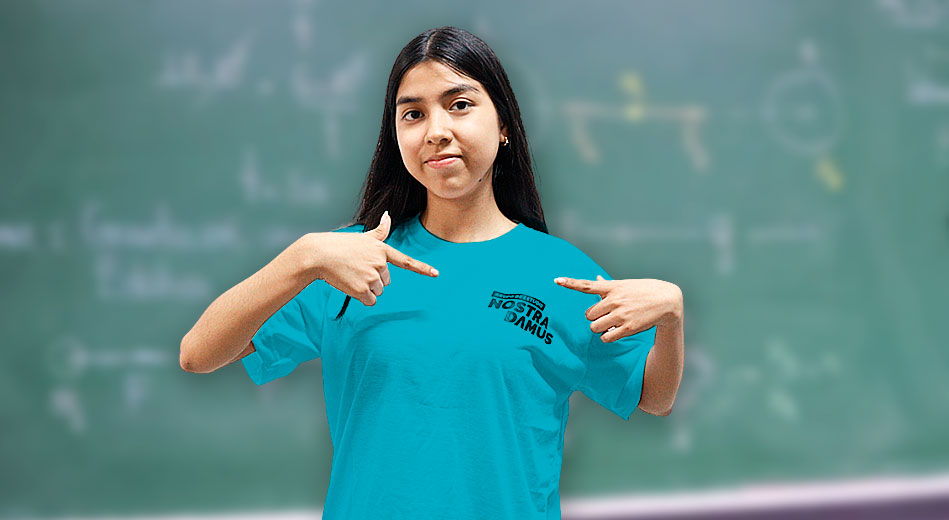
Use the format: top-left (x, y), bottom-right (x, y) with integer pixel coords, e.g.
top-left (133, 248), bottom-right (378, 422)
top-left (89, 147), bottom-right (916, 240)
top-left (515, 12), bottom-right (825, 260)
top-left (502, 136), bottom-right (509, 147)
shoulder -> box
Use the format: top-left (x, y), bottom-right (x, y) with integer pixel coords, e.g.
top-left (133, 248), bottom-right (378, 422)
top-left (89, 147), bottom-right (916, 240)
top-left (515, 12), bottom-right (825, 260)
top-left (520, 225), bottom-right (606, 275)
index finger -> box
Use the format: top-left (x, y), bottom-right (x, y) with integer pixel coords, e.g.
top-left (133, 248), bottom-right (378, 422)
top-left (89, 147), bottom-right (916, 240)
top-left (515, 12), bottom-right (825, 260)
top-left (555, 277), bottom-right (607, 295)
top-left (384, 243), bottom-right (439, 277)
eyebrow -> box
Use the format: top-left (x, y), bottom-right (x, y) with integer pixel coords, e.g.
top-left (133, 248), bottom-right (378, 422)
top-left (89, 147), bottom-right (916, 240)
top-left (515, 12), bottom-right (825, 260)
top-left (396, 84), bottom-right (481, 106)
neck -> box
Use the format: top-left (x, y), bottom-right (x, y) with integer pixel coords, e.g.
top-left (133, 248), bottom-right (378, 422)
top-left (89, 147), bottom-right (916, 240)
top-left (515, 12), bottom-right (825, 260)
top-left (420, 187), bottom-right (516, 243)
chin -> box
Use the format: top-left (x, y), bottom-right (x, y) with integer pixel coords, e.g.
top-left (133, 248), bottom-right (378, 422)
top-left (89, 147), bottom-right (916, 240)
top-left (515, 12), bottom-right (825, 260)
top-left (427, 185), bottom-right (469, 199)
top-left (426, 178), bottom-right (480, 199)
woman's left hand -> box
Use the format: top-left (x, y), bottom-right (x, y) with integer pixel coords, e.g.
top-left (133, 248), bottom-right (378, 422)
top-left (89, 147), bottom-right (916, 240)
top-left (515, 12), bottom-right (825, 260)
top-left (554, 275), bottom-right (683, 343)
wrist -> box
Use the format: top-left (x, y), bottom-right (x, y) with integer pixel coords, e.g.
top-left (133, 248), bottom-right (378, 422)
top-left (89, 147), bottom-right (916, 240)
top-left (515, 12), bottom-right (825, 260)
top-left (290, 233), bottom-right (324, 282)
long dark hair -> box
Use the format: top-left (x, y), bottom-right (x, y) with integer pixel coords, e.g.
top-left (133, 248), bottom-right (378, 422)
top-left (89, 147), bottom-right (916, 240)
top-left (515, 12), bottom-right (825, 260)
top-left (333, 26), bottom-right (547, 320)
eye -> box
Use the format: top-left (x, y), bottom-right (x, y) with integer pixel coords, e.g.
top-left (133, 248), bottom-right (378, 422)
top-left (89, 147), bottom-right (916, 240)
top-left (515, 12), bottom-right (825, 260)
top-left (401, 100), bottom-right (473, 121)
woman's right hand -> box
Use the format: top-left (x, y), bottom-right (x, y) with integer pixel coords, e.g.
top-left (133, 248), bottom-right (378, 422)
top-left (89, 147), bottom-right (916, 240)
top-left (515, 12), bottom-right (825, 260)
top-left (302, 211), bottom-right (439, 306)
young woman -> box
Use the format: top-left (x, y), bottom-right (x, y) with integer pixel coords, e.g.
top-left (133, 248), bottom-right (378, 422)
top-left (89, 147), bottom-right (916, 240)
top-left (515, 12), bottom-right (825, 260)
top-left (180, 26), bottom-right (684, 520)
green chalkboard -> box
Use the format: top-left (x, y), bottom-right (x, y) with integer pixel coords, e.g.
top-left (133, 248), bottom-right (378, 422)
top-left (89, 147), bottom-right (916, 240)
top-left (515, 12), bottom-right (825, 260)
top-left (2, 0), bottom-right (948, 517)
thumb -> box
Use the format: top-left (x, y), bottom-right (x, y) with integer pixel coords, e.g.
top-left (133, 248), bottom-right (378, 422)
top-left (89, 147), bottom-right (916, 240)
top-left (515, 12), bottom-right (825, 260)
top-left (596, 274), bottom-right (605, 281)
top-left (367, 210), bottom-right (392, 241)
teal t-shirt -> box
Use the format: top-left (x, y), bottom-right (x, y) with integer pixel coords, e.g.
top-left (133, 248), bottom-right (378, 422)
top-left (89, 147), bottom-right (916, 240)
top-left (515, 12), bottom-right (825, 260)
top-left (243, 212), bottom-right (656, 519)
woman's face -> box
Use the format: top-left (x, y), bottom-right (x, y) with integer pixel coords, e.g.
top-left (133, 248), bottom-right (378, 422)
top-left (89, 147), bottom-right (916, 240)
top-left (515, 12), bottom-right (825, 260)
top-left (394, 60), bottom-right (508, 201)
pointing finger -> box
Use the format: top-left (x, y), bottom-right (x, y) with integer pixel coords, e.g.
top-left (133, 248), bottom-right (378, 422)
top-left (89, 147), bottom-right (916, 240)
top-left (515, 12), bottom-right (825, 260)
top-left (554, 276), bottom-right (607, 295)
top-left (384, 243), bottom-right (439, 277)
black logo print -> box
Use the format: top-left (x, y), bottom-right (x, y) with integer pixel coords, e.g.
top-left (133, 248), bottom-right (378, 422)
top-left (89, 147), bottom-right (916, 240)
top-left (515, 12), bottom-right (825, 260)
top-left (487, 291), bottom-right (554, 344)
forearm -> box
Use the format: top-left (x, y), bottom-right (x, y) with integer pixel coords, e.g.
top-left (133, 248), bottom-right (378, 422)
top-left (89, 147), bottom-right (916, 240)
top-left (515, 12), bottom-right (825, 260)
top-left (639, 303), bottom-right (684, 416)
top-left (179, 234), bottom-right (318, 373)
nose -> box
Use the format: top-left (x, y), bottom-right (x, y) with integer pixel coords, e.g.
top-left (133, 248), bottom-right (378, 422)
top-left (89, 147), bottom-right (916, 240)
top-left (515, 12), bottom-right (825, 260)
top-left (425, 109), bottom-right (453, 145)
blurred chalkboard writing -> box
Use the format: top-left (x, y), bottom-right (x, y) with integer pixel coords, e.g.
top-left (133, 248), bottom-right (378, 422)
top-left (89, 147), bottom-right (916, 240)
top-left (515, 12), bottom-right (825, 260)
top-left (2, 0), bottom-right (947, 517)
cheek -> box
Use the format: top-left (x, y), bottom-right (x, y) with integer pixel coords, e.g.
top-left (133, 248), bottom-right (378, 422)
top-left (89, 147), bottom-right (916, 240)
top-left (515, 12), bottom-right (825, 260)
top-left (471, 117), bottom-right (501, 152)
top-left (401, 128), bottom-right (426, 148)
top-left (395, 133), bottom-right (417, 159)
top-left (464, 133), bottom-right (498, 164)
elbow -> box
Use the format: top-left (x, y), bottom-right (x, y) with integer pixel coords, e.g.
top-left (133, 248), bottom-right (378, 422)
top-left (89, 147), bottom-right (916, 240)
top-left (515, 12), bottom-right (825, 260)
top-left (179, 354), bottom-right (198, 373)
top-left (179, 337), bottom-right (210, 374)
top-left (179, 343), bottom-right (197, 373)
top-left (657, 399), bottom-right (676, 416)
top-left (640, 399), bottom-right (675, 417)
top-left (647, 406), bottom-right (674, 417)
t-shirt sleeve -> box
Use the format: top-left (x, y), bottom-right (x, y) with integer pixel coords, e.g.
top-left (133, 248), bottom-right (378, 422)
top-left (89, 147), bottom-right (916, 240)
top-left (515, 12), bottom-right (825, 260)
top-left (242, 279), bottom-right (331, 385)
top-left (574, 259), bottom-right (657, 420)
top-left (242, 222), bottom-right (366, 385)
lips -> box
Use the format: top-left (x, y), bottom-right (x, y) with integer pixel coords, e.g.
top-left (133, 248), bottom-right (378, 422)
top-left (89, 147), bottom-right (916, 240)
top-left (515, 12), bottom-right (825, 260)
top-left (426, 155), bottom-right (461, 163)
top-left (426, 156), bottom-right (460, 168)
